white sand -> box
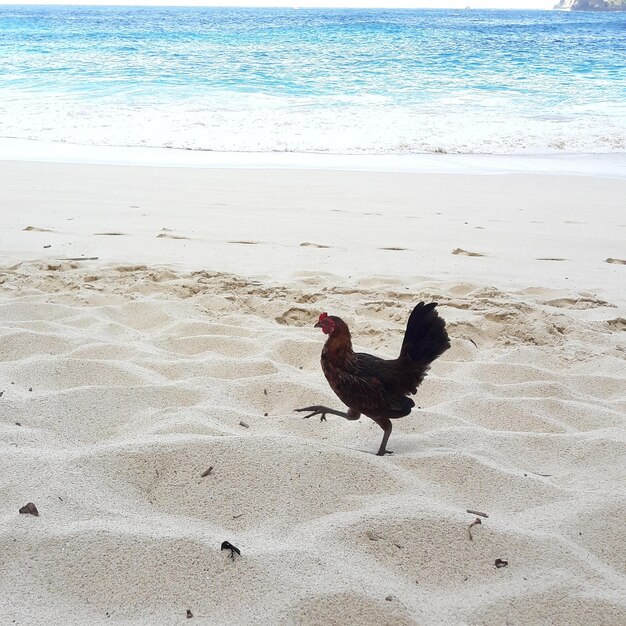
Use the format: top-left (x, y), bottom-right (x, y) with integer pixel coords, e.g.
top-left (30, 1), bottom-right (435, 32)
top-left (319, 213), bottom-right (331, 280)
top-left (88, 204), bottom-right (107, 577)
top-left (1, 160), bottom-right (625, 624)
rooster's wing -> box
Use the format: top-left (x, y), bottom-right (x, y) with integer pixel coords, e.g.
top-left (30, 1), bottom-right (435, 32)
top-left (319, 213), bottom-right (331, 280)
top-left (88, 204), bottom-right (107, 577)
top-left (343, 352), bottom-right (415, 419)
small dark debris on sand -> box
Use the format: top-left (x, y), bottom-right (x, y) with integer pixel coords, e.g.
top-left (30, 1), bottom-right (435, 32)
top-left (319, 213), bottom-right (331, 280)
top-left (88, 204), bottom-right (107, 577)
top-left (495, 558), bottom-right (508, 568)
top-left (221, 541), bottom-right (241, 560)
top-left (466, 509), bottom-right (489, 518)
top-left (186, 609), bottom-right (193, 619)
top-left (200, 466), bottom-right (213, 477)
top-left (19, 502), bottom-right (39, 516)
top-left (239, 421), bottom-right (249, 428)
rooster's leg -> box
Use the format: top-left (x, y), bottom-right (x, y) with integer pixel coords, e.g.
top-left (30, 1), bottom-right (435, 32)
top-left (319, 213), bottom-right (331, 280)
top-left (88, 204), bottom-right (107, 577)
top-left (295, 406), bottom-right (360, 422)
top-left (373, 417), bottom-right (393, 456)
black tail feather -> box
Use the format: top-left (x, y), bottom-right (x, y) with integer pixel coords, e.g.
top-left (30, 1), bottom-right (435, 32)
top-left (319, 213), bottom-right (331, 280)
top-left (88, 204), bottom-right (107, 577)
top-left (400, 301), bottom-right (451, 365)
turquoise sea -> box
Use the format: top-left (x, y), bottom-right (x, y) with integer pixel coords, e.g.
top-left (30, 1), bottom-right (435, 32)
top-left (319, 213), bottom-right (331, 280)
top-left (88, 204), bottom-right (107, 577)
top-left (1, 6), bottom-right (625, 155)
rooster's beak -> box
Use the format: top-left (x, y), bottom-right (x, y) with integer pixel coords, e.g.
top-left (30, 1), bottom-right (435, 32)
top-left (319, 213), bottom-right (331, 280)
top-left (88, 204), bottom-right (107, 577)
top-left (314, 321), bottom-right (322, 328)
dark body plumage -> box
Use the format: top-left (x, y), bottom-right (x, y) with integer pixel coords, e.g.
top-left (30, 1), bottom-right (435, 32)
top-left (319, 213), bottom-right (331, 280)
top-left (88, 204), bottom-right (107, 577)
top-left (296, 302), bottom-right (450, 456)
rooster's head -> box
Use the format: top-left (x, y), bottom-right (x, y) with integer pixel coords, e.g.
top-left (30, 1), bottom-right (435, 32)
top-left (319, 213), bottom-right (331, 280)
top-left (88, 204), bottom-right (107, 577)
top-left (314, 312), bottom-right (346, 336)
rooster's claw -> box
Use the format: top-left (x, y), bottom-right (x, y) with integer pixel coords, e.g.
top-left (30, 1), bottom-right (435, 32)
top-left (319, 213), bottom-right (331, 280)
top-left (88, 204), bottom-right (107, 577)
top-left (295, 406), bottom-right (328, 421)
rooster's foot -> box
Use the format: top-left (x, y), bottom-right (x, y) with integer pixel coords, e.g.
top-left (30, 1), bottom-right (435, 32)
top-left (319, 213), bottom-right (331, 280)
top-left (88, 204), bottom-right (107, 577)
top-left (295, 405), bottom-right (347, 422)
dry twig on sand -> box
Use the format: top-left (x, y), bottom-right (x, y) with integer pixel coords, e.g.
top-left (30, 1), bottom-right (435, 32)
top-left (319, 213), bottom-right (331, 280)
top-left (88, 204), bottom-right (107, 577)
top-left (468, 517), bottom-right (482, 541)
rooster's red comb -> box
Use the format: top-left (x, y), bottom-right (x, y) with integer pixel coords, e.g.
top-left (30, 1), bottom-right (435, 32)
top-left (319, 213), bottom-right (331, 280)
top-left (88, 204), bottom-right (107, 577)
top-left (318, 312), bottom-right (328, 322)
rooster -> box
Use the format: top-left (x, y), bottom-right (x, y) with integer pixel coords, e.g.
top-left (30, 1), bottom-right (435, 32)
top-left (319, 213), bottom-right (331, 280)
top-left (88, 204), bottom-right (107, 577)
top-left (296, 302), bottom-right (450, 456)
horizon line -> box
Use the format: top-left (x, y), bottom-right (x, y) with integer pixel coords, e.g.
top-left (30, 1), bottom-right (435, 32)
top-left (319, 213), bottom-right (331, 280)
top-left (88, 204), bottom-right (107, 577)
top-left (0, 3), bottom-right (557, 9)
top-left (0, 2), bottom-right (557, 8)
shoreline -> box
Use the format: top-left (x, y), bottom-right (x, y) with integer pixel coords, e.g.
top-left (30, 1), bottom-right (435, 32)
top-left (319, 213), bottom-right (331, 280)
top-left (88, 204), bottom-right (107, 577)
top-left (2, 137), bottom-right (626, 178)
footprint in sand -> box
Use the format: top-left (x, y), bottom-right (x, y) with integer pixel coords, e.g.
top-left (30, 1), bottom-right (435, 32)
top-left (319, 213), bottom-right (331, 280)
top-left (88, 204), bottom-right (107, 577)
top-left (276, 307), bottom-right (317, 326)
top-left (543, 297), bottom-right (613, 310)
top-left (452, 248), bottom-right (486, 257)
top-left (157, 233), bottom-right (190, 240)
top-left (606, 318), bottom-right (626, 331)
top-left (300, 242), bottom-right (331, 249)
top-left (155, 227), bottom-right (189, 240)
top-left (23, 226), bottom-right (55, 233)
top-left (605, 257), bottom-right (626, 265)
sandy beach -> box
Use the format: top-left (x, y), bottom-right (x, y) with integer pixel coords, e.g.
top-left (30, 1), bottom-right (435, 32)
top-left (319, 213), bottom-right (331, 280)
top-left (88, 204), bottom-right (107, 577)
top-left (1, 159), bottom-right (625, 625)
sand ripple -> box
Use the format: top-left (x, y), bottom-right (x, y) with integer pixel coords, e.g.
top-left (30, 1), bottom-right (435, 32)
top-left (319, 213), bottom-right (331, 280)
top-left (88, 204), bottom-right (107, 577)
top-left (1, 263), bottom-right (625, 624)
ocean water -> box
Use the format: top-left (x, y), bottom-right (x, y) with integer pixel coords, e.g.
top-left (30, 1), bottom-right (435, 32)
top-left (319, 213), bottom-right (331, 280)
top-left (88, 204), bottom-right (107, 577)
top-left (1, 6), bottom-right (625, 156)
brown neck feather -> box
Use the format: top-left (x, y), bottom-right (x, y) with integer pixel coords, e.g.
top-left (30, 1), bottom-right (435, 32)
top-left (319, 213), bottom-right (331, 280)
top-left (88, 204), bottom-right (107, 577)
top-left (325, 325), bottom-right (353, 364)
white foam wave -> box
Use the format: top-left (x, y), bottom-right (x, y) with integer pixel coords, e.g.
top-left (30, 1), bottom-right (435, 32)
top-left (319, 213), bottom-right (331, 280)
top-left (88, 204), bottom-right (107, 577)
top-left (1, 90), bottom-right (625, 156)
